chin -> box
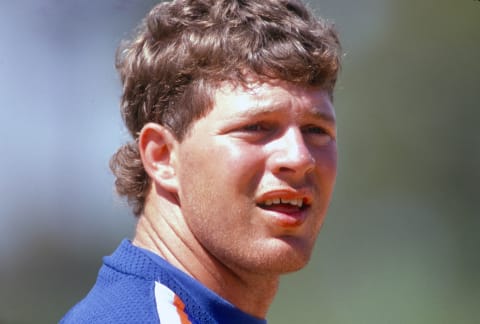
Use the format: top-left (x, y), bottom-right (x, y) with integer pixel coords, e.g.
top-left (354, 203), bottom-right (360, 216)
top-left (254, 253), bottom-right (311, 275)
top-left (247, 237), bottom-right (314, 275)
top-left (273, 259), bottom-right (309, 274)
top-left (276, 249), bottom-right (312, 273)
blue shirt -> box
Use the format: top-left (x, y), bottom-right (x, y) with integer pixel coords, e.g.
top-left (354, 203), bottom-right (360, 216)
top-left (61, 239), bottom-right (267, 324)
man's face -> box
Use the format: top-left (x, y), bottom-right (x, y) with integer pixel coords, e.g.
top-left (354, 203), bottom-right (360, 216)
top-left (173, 80), bottom-right (337, 275)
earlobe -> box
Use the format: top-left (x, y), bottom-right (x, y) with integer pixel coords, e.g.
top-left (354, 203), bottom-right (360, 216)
top-left (138, 123), bottom-right (179, 193)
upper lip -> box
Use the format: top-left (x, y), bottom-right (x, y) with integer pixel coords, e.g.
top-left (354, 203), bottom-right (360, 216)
top-left (255, 188), bottom-right (313, 207)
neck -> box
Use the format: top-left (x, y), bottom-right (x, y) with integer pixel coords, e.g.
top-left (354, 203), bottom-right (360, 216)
top-left (133, 196), bottom-right (278, 318)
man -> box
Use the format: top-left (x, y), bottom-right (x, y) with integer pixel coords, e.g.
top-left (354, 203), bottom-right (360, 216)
top-left (62, 0), bottom-right (341, 322)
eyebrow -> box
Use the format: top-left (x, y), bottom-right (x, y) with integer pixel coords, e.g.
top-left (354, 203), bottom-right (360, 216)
top-left (234, 104), bottom-right (336, 125)
top-left (309, 110), bottom-right (336, 125)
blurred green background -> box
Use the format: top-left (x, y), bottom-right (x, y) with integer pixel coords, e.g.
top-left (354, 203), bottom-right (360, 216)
top-left (0, 0), bottom-right (478, 323)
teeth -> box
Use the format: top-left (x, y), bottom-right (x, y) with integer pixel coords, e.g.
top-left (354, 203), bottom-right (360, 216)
top-left (263, 198), bottom-right (304, 208)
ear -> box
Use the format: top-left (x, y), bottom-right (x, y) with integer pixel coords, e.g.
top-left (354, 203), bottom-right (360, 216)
top-left (138, 122), bottom-right (179, 193)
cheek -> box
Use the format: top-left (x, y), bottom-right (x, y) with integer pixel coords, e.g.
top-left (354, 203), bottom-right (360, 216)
top-left (210, 141), bottom-right (266, 189)
top-left (178, 141), bottom-right (263, 202)
top-left (315, 145), bottom-right (337, 177)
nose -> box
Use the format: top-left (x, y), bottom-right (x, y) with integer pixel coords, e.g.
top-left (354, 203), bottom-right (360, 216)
top-left (269, 127), bottom-right (315, 177)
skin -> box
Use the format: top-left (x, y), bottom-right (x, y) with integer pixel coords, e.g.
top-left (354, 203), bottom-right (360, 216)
top-left (134, 79), bottom-right (337, 318)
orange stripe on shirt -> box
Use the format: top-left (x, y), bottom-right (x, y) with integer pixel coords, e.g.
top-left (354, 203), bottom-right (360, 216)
top-left (173, 295), bottom-right (192, 324)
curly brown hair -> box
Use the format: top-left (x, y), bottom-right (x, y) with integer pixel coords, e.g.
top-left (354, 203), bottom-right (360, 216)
top-left (110, 0), bottom-right (342, 216)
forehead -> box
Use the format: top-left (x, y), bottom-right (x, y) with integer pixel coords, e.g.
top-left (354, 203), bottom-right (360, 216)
top-left (210, 80), bottom-right (335, 120)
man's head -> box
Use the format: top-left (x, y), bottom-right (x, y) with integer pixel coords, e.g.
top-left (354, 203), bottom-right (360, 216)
top-left (154, 79), bottom-right (338, 274)
top-left (110, 0), bottom-right (341, 217)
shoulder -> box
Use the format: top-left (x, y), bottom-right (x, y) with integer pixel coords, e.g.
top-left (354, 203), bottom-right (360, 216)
top-left (61, 272), bottom-right (159, 323)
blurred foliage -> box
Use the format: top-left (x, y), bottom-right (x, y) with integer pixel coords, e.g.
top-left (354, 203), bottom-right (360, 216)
top-left (0, 0), bottom-right (479, 323)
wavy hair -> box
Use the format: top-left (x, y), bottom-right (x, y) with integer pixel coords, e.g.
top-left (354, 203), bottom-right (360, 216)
top-left (110, 0), bottom-right (342, 216)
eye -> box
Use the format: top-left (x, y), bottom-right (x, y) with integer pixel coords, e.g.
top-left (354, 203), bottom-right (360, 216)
top-left (302, 124), bottom-right (335, 145)
top-left (242, 123), bottom-right (270, 132)
top-left (302, 125), bottom-right (327, 135)
top-left (230, 121), bottom-right (275, 142)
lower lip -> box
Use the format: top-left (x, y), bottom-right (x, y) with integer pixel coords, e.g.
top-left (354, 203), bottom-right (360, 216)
top-left (261, 206), bottom-right (307, 228)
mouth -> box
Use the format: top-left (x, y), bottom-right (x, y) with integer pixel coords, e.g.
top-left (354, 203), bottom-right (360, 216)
top-left (258, 197), bottom-right (309, 212)
top-left (256, 192), bottom-right (312, 228)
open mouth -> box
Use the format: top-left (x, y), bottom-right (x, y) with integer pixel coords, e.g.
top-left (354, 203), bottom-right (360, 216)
top-left (257, 197), bottom-right (310, 214)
